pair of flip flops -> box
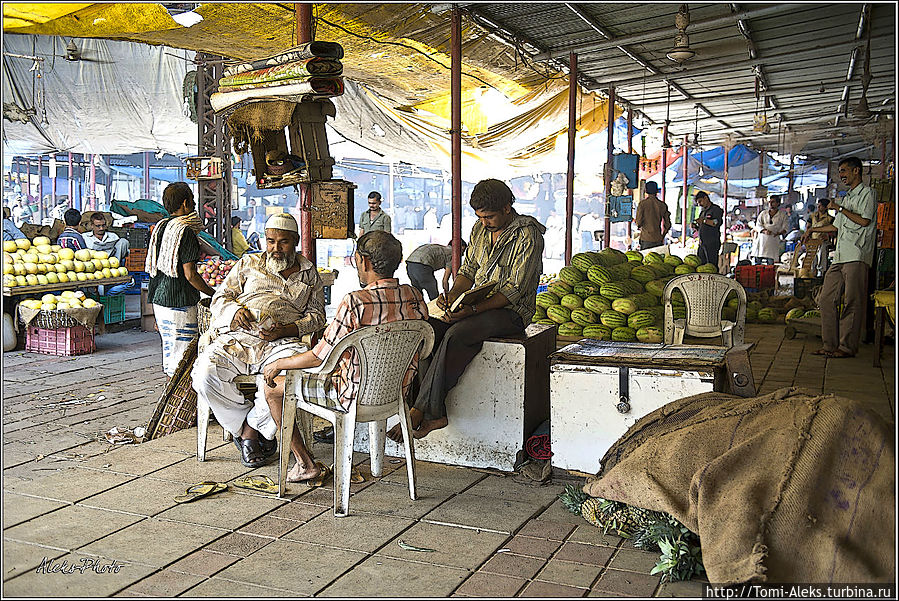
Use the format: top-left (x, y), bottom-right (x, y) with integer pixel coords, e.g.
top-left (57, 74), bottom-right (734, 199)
top-left (174, 481), bottom-right (228, 504)
top-left (233, 474), bottom-right (280, 494)
top-left (286, 461), bottom-right (332, 487)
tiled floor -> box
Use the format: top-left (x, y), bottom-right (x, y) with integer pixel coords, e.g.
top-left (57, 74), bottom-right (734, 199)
top-left (2, 324), bottom-right (894, 597)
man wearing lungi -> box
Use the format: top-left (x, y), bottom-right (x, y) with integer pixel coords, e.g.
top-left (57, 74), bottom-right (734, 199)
top-left (261, 230), bottom-right (428, 482)
top-left (388, 178), bottom-right (545, 442)
top-left (192, 212), bottom-right (326, 469)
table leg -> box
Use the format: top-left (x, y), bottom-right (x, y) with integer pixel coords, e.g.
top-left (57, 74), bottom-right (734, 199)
top-left (873, 306), bottom-right (885, 368)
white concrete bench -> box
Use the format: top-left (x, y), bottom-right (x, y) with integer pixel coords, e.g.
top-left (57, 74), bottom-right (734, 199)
top-left (353, 323), bottom-right (556, 471)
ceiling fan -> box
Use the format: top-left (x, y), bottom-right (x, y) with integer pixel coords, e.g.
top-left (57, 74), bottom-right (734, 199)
top-left (52, 39), bottom-right (115, 64)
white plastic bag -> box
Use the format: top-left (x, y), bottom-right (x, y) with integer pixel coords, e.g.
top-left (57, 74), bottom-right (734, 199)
top-left (3, 313), bottom-right (17, 352)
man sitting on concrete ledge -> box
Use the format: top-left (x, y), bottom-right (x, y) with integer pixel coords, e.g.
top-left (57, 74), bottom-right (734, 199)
top-left (192, 212), bottom-right (326, 469)
top-left (388, 178), bottom-right (545, 442)
top-left (261, 230), bottom-right (428, 482)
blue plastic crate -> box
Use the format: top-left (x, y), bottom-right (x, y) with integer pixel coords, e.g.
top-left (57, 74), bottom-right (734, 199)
top-left (537, 283), bottom-right (549, 294)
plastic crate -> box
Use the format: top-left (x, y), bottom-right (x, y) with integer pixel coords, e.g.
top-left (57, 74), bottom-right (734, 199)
top-left (124, 248), bottom-right (148, 272)
top-left (26, 325), bottom-right (95, 356)
top-left (109, 226), bottom-right (151, 249)
top-left (537, 283), bottom-right (549, 294)
top-left (735, 265), bottom-right (776, 289)
top-left (793, 277), bottom-right (824, 300)
top-left (96, 294), bottom-right (126, 324)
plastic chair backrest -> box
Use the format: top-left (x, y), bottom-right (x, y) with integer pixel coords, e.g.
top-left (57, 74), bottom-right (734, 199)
top-left (662, 273), bottom-right (746, 343)
top-left (322, 321), bottom-right (435, 408)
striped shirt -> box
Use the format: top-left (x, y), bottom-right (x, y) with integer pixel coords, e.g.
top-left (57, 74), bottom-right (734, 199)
top-left (312, 278), bottom-right (427, 410)
top-left (458, 212), bottom-right (546, 324)
top-left (209, 252), bottom-right (326, 365)
top-left (57, 227), bottom-right (87, 251)
top-left (407, 244), bottom-right (452, 270)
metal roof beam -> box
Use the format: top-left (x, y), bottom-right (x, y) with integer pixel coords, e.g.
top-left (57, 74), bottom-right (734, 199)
top-left (532, 4), bottom-right (792, 62)
top-left (564, 3), bottom-right (659, 76)
top-left (636, 78), bottom-right (852, 110)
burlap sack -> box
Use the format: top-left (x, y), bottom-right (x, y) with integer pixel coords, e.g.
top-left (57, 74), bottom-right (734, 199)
top-left (584, 387), bottom-right (895, 584)
top-left (17, 304), bottom-right (102, 331)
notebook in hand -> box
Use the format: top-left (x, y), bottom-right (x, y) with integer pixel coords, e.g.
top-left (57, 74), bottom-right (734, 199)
top-left (426, 281), bottom-right (497, 319)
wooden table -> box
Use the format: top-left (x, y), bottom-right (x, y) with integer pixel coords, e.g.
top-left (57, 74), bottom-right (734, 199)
top-left (3, 276), bottom-right (132, 298)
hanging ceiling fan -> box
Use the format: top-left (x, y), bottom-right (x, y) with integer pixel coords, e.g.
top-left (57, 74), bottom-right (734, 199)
top-left (52, 39), bottom-right (115, 64)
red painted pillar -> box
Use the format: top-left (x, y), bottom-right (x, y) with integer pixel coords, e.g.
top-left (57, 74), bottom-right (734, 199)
top-left (296, 3), bottom-right (316, 263)
top-left (723, 145), bottom-right (729, 244)
top-left (37, 156), bottom-right (44, 221)
top-left (564, 52), bottom-right (577, 264)
top-left (626, 109), bottom-right (633, 243)
top-left (603, 86), bottom-right (615, 249)
top-left (450, 6), bottom-right (462, 274)
top-left (682, 136), bottom-right (689, 246)
top-left (68, 152), bottom-right (74, 209)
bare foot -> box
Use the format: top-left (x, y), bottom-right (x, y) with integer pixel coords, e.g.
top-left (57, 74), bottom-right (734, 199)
top-left (412, 417), bottom-right (448, 439)
top-left (287, 461), bottom-right (321, 483)
top-left (387, 408), bottom-right (424, 443)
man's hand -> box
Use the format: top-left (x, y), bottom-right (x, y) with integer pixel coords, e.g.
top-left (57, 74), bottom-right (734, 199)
top-left (258, 323), bottom-right (287, 342)
top-left (231, 307), bottom-right (255, 331)
top-left (262, 359), bottom-right (283, 388)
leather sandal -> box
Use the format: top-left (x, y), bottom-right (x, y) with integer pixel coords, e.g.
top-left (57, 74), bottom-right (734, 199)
top-left (233, 437), bottom-right (266, 468)
top-left (258, 435), bottom-right (278, 458)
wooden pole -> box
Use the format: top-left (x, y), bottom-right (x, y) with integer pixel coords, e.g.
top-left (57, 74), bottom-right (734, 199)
top-left (295, 3), bottom-right (316, 263)
top-left (682, 136), bottom-right (689, 246)
top-left (603, 85), bottom-right (615, 249)
top-left (565, 52), bottom-right (577, 264)
top-left (451, 5), bottom-right (462, 274)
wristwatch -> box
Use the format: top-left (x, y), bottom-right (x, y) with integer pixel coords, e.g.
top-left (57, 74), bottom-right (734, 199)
top-left (471, 304), bottom-right (478, 313)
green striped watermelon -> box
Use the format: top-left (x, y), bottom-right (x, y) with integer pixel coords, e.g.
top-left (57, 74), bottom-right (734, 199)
top-left (558, 322), bottom-right (584, 337)
top-left (670, 289), bottom-right (685, 305)
top-left (757, 308), bottom-right (777, 322)
top-left (645, 279), bottom-right (666, 297)
top-left (644, 252), bottom-right (664, 264)
top-left (674, 264), bottom-right (696, 275)
top-left (570, 308), bottom-right (598, 326)
top-left (612, 326), bottom-right (637, 342)
top-left (683, 254), bottom-right (702, 267)
top-left (636, 326), bottom-right (664, 343)
top-left (721, 306), bottom-right (737, 322)
top-left (630, 265), bottom-right (657, 284)
top-left (559, 265), bottom-right (585, 285)
top-left (547, 280), bottom-right (573, 297)
top-left (533, 306), bottom-right (547, 320)
top-left (610, 262), bottom-right (634, 279)
top-left (547, 305), bottom-right (572, 324)
top-left (536, 291), bottom-right (560, 308)
top-left (803, 310), bottom-right (820, 318)
top-left (672, 305), bottom-right (687, 320)
top-left (785, 308), bottom-right (805, 321)
top-left (632, 292), bottom-right (657, 308)
top-left (621, 279), bottom-right (644, 295)
top-left (745, 306), bottom-right (758, 322)
top-left (663, 254), bottom-right (683, 266)
top-left (600, 310), bottom-right (628, 328)
top-left (561, 294), bottom-right (584, 309)
top-left (583, 324), bottom-right (611, 340)
top-left (571, 253), bottom-right (599, 273)
top-left (584, 295), bottom-right (612, 314)
top-left (586, 265), bottom-right (614, 286)
top-left (600, 283), bottom-right (627, 299)
top-left (628, 310), bottom-right (655, 329)
top-left (625, 250), bottom-right (644, 262)
top-left (612, 297), bottom-right (638, 315)
top-left (536, 318), bottom-right (557, 326)
top-left (573, 281), bottom-right (601, 298)
top-left (696, 263), bottom-right (718, 274)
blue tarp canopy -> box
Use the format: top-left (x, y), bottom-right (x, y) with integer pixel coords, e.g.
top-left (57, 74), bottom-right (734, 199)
top-left (668, 144), bottom-right (758, 176)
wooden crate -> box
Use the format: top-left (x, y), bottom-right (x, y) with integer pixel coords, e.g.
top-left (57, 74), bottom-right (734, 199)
top-left (309, 180), bottom-right (356, 239)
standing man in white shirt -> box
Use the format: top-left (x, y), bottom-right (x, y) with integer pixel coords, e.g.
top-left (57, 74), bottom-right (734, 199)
top-left (805, 157), bottom-right (876, 359)
top-left (357, 191), bottom-right (391, 237)
top-left (83, 212), bottom-right (130, 264)
top-left (751, 195), bottom-right (789, 264)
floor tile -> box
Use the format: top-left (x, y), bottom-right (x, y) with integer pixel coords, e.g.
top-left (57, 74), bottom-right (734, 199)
top-left (2, 540), bottom-right (67, 581)
top-left (180, 576), bottom-right (297, 597)
top-left (237, 515), bottom-right (301, 538)
top-left (282, 511), bottom-right (414, 553)
top-left (4, 504), bottom-right (141, 550)
top-left (517, 519), bottom-right (578, 541)
top-left (214, 539), bottom-right (365, 595)
top-left (204, 532), bottom-right (273, 558)
top-left (268, 501), bottom-right (329, 523)
top-left (77, 518), bottom-right (225, 567)
top-left (4, 467), bottom-right (134, 503)
top-left (2, 552), bottom-right (156, 597)
top-left (592, 567), bottom-right (661, 597)
top-left (382, 461), bottom-right (485, 492)
top-left (153, 489), bottom-right (284, 530)
top-left (553, 542), bottom-right (615, 567)
top-left (3, 492), bottom-right (69, 529)
top-left (567, 525), bottom-right (623, 548)
top-left (655, 579), bottom-right (706, 597)
top-left (77, 447), bottom-right (189, 476)
top-left (166, 549), bottom-right (239, 577)
top-left (424, 493), bottom-right (540, 534)
top-left (501, 535), bottom-right (563, 559)
top-left (122, 569), bottom-right (204, 597)
top-left (77, 478), bottom-right (189, 517)
top-left (519, 579), bottom-right (587, 597)
top-left (536, 558), bottom-right (602, 588)
top-left (148, 451), bottom-right (253, 485)
top-left (479, 552), bottom-right (545, 579)
top-left (348, 481), bottom-right (451, 519)
top-left (319, 554), bottom-right (468, 598)
top-left (454, 571), bottom-right (526, 597)
top-left (609, 547), bottom-right (661, 573)
top-left (463, 475), bottom-right (565, 506)
top-left (377, 521), bottom-right (508, 570)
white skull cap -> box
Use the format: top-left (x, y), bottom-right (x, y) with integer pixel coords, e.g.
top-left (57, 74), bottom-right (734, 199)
top-left (265, 212), bottom-right (298, 234)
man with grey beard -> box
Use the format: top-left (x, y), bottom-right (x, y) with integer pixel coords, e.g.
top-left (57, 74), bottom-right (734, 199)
top-left (192, 213), bottom-right (326, 469)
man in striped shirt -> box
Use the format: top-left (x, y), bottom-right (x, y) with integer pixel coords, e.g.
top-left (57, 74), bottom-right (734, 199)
top-left (262, 230), bottom-right (428, 483)
top-left (57, 209), bottom-right (87, 251)
top-left (388, 178), bottom-right (546, 442)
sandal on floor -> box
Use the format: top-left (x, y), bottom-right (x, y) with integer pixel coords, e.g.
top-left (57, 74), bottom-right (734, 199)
top-left (830, 350), bottom-right (854, 358)
top-left (350, 467), bottom-right (365, 484)
top-left (174, 481), bottom-right (228, 504)
top-left (306, 462), bottom-right (331, 488)
top-left (233, 437), bottom-right (266, 469)
top-left (233, 474), bottom-right (279, 494)
top-left (258, 436), bottom-right (278, 458)
top-left (811, 349), bottom-right (833, 356)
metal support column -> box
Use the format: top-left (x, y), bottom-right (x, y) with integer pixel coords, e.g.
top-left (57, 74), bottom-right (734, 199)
top-left (143, 151), bottom-right (151, 199)
top-left (68, 152), bottom-right (74, 209)
top-left (90, 154), bottom-right (97, 211)
top-left (626, 108), bottom-right (633, 243)
top-left (25, 158), bottom-right (31, 204)
top-left (450, 5), bottom-right (462, 273)
top-left (603, 85), bottom-right (615, 249)
top-left (787, 154), bottom-right (795, 198)
top-left (196, 51), bottom-right (232, 250)
top-left (661, 124), bottom-right (668, 204)
top-left (682, 136), bottom-right (689, 245)
top-left (37, 157), bottom-right (43, 221)
top-left (564, 52), bottom-right (577, 264)
top-left (723, 144), bottom-right (729, 244)
top-left (296, 3), bottom-right (315, 263)
top-left (50, 155), bottom-right (56, 208)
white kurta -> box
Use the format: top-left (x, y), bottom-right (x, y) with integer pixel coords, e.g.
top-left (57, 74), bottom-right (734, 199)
top-left (752, 210), bottom-right (789, 260)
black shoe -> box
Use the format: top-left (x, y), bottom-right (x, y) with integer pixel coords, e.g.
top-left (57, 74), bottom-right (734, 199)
top-left (259, 435), bottom-right (278, 458)
top-left (233, 436), bottom-right (266, 468)
top-left (313, 426), bottom-right (334, 444)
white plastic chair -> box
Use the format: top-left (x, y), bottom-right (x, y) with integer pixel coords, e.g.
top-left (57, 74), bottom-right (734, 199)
top-left (662, 273), bottom-right (746, 347)
top-left (280, 320), bottom-right (435, 516)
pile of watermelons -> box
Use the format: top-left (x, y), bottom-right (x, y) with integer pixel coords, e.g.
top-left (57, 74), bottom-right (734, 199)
top-left (534, 248), bottom-right (719, 342)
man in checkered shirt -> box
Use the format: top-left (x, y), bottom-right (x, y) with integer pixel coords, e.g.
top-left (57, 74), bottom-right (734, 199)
top-left (262, 230), bottom-right (428, 483)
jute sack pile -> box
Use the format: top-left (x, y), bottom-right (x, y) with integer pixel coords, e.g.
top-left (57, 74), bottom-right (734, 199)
top-left (585, 387), bottom-right (894, 584)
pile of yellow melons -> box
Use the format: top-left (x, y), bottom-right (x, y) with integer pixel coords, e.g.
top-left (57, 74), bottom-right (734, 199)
top-left (2, 236), bottom-right (129, 288)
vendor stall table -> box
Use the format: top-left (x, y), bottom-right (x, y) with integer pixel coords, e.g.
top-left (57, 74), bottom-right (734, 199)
top-left (3, 276), bottom-right (132, 299)
top-left (550, 339), bottom-right (753, 475)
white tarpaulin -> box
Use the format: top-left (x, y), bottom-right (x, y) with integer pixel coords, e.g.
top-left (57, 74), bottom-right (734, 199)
top-left (2, 33), bottom-right (197, 157)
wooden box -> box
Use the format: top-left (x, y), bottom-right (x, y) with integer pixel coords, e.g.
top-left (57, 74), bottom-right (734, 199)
top-left (309, 180), bottom-right (356, 240)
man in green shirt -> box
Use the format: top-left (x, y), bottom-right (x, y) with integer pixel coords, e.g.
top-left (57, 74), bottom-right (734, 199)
top-left (357, 191), bottom-right (391, 236)
top-left (806, 157), bottom-right (876, 358)
top-left (388, 179), bottom-right (545, 442)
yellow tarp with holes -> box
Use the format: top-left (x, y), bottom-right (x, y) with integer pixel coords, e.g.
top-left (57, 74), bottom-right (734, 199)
top-left (3, 3), bottom-right (622, 174)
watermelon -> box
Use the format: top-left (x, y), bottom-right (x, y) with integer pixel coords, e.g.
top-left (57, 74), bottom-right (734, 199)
top-left (547, 305), bottom-right (572, 324)
top-left (570, 307), bottom-right (598, 326)
top-left (670, 289), bottom-right (685, 305)
top-left (560, 294), bottom-right (584, 310)
top-left (547, 280), bottom-right (573, 297)
top-left (636, 326), bottom-right (664, 343)
top-left (645, 279), bottom-right (666, 298)
top-left (696, 263), bottom-right (718, 274)
top-left (644, 251), bottom-right (664, 264)
top-left (683, 254), bottom-right (702, 267)
top-left (536, 318), bottom-right (557, 326)
top-left (663, 254), bottom-right (683, 266)
top-left (600, 310), bottom-right (628, 328)
top-left (558, 321), bottom-right (584, 337)
top-left (612, 297), bottom-right (639, 315)
top-left (630, 265), bottom-right (657, 284)
top-left (647, 306), bottom-right (665, 323)
top-left (559, 265), bottom-right (585, 285)
top-left (600, 283), bottom-right (627, 299)
top-left (536, 291), bottom-right (560, 308)
top-left (632, 292), bottom-right (658, 308)
top-left (586, 265), bottom-right (614, 286)
top-left (533, 306), bottom-right (547, 320)
top-left (611, 262), bottom-right (635, 278)
top-left (726, 293), bottom-right (740, 310)
top-left (721, 306), bottom-right (737, 322)
top-left (628, 260), bottom-right (644, 270)
top-left (628, 310), bottom-right (655, 329)
top-left (803, 310), bottom-right (821, 319)
top-left (757, 307), bottom-right (777, 323)
top-left (645, 263), bottom-right (668, 278)
top-left (674, 264), bottom-right (696, 275)
top-left (672, 305), bottom-right (687, 320)
top-left (625, 250), bottom-right (644, 262)
top-left (583, 324), bottom-right (612, 340)
top-left (584, 295), bottom-right (612, 315)
top-left (748, 300), bottom-right (763, 312)
top-left (571, 253), bottom-right (599, 273)
top-left (745, 306), bottom-right (758, 322)
top-left (597, 248), bottom-right (626, 267)
top-left (621, 279), bottom-right (644, 295)
top-left (785, 308), bottom-right (805, 321)
top-left (573, 281), bottom-right (601, 298)
top-left (611, 326), bottom-right (637, 342)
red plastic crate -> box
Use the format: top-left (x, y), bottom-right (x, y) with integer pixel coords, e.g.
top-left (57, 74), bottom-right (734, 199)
top-left (124, 248), bottom-right (148, 272)
top-left (735, 265), bottom-right (776, 289)
top-left (26, 325), bottom-right (95, 356)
